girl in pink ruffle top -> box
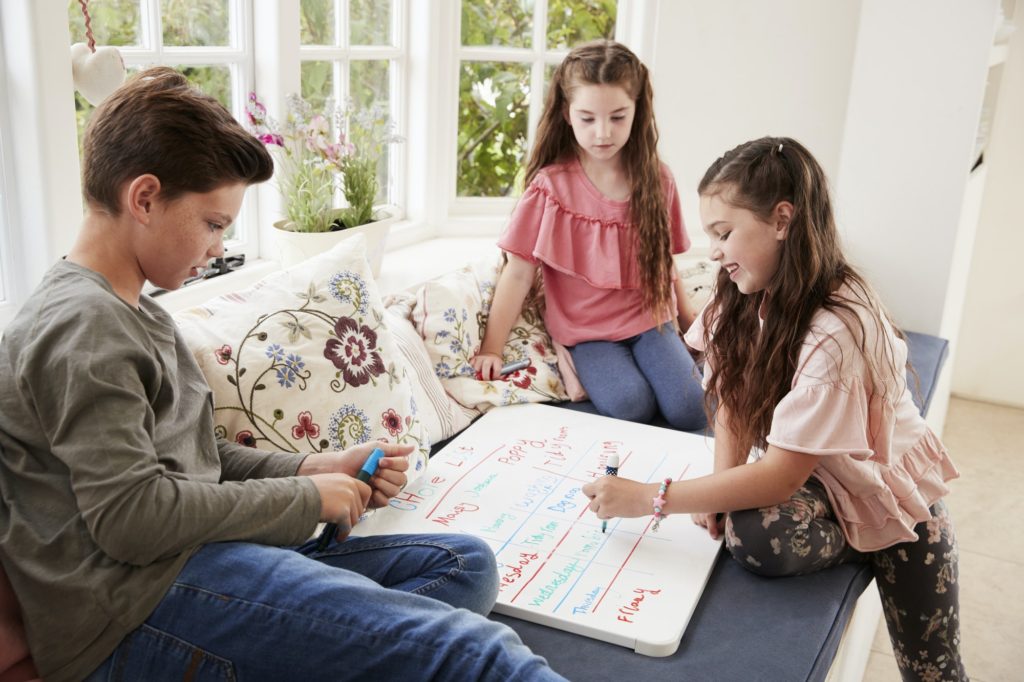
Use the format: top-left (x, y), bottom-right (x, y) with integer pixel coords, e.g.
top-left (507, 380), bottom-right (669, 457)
top-left (469, 40), bottom-right (705, 431)
top-left (583, 137), bottom-right (966, 680)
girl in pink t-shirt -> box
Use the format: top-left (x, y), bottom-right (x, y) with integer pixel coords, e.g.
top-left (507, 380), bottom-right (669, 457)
top-left (470, 40), bottom-right (705, 431)
top-left (582, 137), bottom-right (965, 680)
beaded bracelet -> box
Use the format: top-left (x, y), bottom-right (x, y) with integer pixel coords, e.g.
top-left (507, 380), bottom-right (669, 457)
top-left (651, 477), bottom-right (672, 532)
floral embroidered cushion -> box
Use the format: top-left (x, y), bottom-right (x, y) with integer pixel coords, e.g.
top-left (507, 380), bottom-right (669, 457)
top-left (411, 253), bottom-right (568, 412)
top-left (383, 292), bottom-right (478, 442)
top-left (174, 235), bottom-right (430, 478)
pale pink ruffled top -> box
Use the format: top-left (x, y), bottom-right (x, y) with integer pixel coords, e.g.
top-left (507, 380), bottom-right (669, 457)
top-left (498, 157), bottom-right (691, 346)
top-left (684, 287), bottom-right (959, 552)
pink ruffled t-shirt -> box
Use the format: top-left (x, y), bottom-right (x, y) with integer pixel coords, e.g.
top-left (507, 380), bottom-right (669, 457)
top-left (684, 287), bottom-right (959, 552)
top-left (498, 158), bottom-right (690, 346)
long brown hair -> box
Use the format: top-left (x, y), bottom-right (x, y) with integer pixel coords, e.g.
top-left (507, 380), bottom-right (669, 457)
top-left (697, 137), bottom-right (906, 456)
top-left (526, 40), bottom-right (673, 321)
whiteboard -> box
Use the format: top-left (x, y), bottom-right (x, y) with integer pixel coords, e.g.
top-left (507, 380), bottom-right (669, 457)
top-left (357, 403), bottom-right (722, 657)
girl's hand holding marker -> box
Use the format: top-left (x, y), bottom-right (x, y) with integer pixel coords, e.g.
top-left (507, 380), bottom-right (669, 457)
top-left (471, 354), bottom-right (531, 381)
top-left (582, 466), bottom-right (660, 525)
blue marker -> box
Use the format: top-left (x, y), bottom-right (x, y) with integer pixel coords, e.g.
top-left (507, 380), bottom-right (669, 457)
top-left (316, 448), bottom-right (385, 551)
top-left (355, 447), bottom-right (386, 483)
top-left (601, 453), bottom-right (619, 533)
top-left (500, 359), bottom-right (531, 375)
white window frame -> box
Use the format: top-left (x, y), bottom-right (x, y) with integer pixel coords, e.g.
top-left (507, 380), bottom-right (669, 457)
top-left (297, 0), bottom-right (408, 216)
top-left (0, 1), bottom-right (653, 322)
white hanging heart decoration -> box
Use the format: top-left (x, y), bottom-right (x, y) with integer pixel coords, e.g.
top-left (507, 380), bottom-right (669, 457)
top-left (70, 42), bottom-right (126, 106)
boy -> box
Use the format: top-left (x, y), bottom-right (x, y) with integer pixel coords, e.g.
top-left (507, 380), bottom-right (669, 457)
top-left (0, 68), bottom-right (562, 681)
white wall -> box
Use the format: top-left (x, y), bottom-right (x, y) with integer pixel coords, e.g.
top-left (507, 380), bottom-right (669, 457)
top-left (953, 0), bottom-right (1024, 408)
top-left (650, 0), bottom-right (862, 250)
top-left (835, 0), bottom-right (997, 337)
top-left (650, 0), bottom-right (1002, 433)
top-left (0, 0), bottom-right (83, 289)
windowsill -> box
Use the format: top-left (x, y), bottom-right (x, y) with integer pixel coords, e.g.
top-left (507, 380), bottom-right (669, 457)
top-left (375, 237), bottom-right (499, 294)
top-left (150, 259), bottom-right (281, 314)
top-left (150, 231), bottom-right (714, 316)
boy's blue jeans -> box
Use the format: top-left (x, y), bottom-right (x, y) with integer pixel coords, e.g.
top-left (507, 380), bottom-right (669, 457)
top-left (569, 325), bottom-right (706, 431)
top-left (84, 534), bottom-right (564, 681)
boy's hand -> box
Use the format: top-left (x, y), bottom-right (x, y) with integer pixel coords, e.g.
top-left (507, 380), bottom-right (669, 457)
top-left (298, 442), bottom-right (412, 509)
top-left (470, 352), bottom-right (503, 381)
top-left (309, 474), bottom-right (372, 541)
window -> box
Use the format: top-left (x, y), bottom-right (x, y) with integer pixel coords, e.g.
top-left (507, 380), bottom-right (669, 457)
top-left (455, 0), bottom-right (616, 200)
top-left (298, 0), bottom-right (405, 211)
top-left (66, 0), bottom-right (258, 257)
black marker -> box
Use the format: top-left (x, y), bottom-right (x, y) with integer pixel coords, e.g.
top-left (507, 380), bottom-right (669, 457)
top-left (500, 359), bottom-right (531, 375)
top-left (601, 453), bottom-right (619, 533)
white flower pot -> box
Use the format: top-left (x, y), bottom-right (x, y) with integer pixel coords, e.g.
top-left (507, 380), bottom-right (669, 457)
top-left (272, 206), bottom-right (398, 276)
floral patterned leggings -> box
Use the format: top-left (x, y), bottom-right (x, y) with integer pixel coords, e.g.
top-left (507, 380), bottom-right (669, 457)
top-left (724, 477), bottom-right (966, 681)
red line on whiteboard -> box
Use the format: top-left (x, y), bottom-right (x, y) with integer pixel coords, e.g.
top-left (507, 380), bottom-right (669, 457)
top-left (592, 463), bottom-right (690, 614)
top-left (591, 523), bottom-right (650, 614)
top-left (424, 444), bottom-right (506, 517)
top-left (510, 500), bottom-right (593, 603)
top-left (511, 450), bottom-right (637, 604)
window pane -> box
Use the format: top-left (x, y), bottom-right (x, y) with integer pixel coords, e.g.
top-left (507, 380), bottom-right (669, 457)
top-left (546, 0), bottom-right (616, 50)
top-left (178, 65), bottom-right (231, 110)
top-left (301, 0), bottom-right (335, 45)
top-left (350, 60), bottom-right (388, 110)
top-left (461, 0), bottom-right (533, 48)
top-left (457, 61), bottom-right (529, 197)
top-left (67, 0), bottom-right (142, 47)
top-left (162, 0), bottom-right (230, 47)
top-left (301, 60), bottom-right (335, 113)
top-left (350, 0), bottom-right (391, 46)
top-left (350, 60), bottom-right (391, 202)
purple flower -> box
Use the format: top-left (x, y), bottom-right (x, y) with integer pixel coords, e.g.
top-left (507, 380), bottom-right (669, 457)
top-left (324, 317), bottom-right (385, 387)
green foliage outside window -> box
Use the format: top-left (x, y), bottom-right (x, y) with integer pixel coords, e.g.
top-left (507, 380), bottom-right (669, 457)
top-left (68, 0), bottom-right (140, 46)
top-left (461, 0), bottom-right (533, 48)
top-left (300, 0), bottom-right (333, 45)
top-left (546, 0), bottom-right (615, 49)
top-left (457, 62), bottom-right (530, 197)
top-left (162, 0), bottom-right (229, 46)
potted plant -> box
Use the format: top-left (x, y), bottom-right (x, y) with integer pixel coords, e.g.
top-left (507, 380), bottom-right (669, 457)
top-left (246, 92), bottom-right (403, 274)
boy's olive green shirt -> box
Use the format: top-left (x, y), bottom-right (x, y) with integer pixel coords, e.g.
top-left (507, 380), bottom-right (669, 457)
top-left (0, 261), bottom-right (322, 682)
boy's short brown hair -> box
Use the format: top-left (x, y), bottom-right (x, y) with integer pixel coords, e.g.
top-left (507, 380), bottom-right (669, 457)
top-left (82, 66), bottom-right (273, 215)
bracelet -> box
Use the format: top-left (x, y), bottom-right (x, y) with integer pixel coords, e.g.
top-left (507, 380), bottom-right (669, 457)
top-left (651, 477), bottom-right (672, 532)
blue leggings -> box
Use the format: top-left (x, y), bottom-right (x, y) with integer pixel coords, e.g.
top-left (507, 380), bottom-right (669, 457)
top-left (568, 325), bottom-right (706, 431)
